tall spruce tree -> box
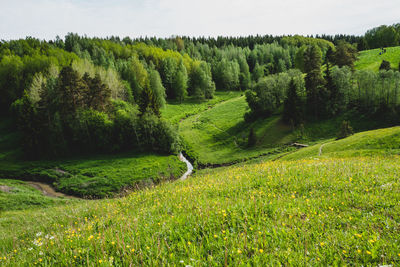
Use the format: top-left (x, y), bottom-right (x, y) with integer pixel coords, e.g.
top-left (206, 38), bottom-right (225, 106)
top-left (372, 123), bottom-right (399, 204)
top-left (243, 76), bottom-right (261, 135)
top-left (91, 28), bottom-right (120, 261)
top-left (304, 45), bottom-right (326, 119)
top-left (283, 79), bottom-right (303, 126)
top-left (324, 47), bottom-right (341, 116)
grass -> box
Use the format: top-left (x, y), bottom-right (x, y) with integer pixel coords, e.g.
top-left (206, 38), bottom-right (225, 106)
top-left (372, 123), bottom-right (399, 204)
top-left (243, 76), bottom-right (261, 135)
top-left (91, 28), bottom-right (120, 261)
top-left (0, 152), bottom-right (186, 199)
top-left (0, 118), bottom-right (186, 198)
top-left (1, 154), bottom-right (399, 265)
top-left (162, 91), bottom-right (242, 124)
top-left (281, 126), bottom-right (400, 161)
top-left (355, 46), bottom-right (400, 71)
top-left (0, 179), bottom-right (75, 212)
top-left (178, 95), bottom-right (297, 165)
top-left (177, 90), bottom-right (394, 165)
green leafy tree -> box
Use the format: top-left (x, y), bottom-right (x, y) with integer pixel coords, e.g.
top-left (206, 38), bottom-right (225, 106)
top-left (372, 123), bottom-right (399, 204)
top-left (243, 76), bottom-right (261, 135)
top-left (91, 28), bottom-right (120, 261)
top-left (334, 40), bottom-right (357, 69)
top-left (294, 46), bottom-right (305, 73)
top-left (173, 60), bottom-right (188, 102)
top-left (0, 55), bottom-right (24, 112)
top-left (189, 62), bottom-right (215, 99)
top-left (160, 57), bottom-right (178, 99)
top-left (252, 63), bottom-right (264, 82)
top-left (213, 58), bottom-right (240, 90)
top-left (238, 56), bottom-right (251, 90)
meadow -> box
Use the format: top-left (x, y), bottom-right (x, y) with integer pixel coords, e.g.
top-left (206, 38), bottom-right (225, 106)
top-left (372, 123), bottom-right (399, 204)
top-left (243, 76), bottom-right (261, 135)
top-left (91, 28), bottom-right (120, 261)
top-left (0, 179), bottom-right (75, 212)
top-left (1, 152), bottom-right (399, 265)
top-left (355, 46), bottom-right (400, 71)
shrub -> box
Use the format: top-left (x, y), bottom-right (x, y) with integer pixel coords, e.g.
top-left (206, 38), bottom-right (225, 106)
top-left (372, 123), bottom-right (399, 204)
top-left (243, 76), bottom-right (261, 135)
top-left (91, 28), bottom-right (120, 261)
top-left (379, 60), bottom-right (391, 71)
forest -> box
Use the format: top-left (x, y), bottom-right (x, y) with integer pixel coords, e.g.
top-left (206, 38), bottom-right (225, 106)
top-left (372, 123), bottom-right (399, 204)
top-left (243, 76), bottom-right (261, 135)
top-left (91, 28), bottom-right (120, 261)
top-left (1, 23), bottom-right (400, 161)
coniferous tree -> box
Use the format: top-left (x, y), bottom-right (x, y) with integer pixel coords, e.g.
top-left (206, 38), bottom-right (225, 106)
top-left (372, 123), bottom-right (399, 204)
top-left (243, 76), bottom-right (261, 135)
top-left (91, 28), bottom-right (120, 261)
top-left (283, 79), bottom-right (303, 126)
top-left (247, 127), bottom-right (257, 147)
top-left (57, 65), bottom-right (88, 117)
top-left (82, 73), bottom-right (111, 111)
top-left (324, 47), bottom-right (341, 116)
top-left (144, 69), bottom-right (166, 116)
top-left (304, 45), bottom-right (326, 118)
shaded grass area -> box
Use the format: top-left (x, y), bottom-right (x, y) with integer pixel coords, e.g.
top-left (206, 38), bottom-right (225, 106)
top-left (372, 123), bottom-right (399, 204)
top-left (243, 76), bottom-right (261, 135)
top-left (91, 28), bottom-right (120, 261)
top-left (0, 118), bottom-right (186, 198)
top-left (355, 46), bottom-right (400, 71)
top-left (0, 179), bottom-right (75, 212)
top-left (1, 156), bottom-right (399, 265)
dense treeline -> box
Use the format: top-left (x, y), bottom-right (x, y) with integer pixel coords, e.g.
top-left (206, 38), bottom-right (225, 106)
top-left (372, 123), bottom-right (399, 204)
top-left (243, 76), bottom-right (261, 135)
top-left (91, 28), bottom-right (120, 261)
top-left (1, 22), bottom-right (399, 157)
top-left (245, 42), bottom-right (400, 126)
top-left (120, 23), bottom-right (399, 52)
top-left (364, 24), bottom-right (400, 49)
top-left (0, 38), bottom-right (186, 157)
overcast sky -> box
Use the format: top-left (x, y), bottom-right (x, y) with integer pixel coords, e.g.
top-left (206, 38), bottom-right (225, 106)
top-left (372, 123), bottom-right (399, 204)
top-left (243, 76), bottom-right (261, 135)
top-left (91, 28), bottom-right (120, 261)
top-left (1, 0), bottom-right (399, 40)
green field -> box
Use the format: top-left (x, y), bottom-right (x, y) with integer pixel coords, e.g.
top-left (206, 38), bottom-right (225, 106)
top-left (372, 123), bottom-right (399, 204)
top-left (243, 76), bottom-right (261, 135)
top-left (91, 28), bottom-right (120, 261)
top-left (355, 46), bottom-right (400, 71)
top-left (162, 91), bottom-right (242, 124)
top-left (0, 179), bottom-right (75, 212)
top-left (1, 147), bottom-right (399, 265)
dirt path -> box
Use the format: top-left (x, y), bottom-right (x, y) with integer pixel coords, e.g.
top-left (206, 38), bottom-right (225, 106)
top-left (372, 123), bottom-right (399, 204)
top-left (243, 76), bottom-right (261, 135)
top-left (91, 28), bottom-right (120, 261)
top-left (28, 182), bottom-right (78, 199)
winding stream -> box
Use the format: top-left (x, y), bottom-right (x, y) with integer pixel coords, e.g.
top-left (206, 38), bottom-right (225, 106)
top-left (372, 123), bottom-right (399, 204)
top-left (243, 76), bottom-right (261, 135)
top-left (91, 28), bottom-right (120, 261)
top-left (178, 152), bottom-right (193, 180)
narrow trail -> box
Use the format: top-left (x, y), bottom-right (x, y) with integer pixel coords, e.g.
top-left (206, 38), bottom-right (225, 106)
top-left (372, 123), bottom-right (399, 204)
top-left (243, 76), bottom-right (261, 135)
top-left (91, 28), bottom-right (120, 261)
top-left (178, 153), bottom-right (193, 180)
top-left (319, 143), bottom-right (326, 156)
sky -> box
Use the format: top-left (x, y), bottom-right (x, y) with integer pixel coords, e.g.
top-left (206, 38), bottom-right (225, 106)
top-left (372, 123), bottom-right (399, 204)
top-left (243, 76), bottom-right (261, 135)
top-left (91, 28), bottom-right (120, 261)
top-left (0, 0), bottom-right (399, 40)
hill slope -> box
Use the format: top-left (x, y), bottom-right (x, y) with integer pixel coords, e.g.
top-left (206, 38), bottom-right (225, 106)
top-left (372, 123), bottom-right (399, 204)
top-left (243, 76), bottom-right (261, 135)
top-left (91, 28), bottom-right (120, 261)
top-left (281, 126), bottom-right (400, 160)
top-left (1, 151), bottom-right (399, 265)
top-left (355, 46), bottom-right (400, 71)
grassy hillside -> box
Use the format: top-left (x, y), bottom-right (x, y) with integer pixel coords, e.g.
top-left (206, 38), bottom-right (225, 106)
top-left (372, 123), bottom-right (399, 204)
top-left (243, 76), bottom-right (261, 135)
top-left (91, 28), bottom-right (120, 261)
top-left (176, 90), bottom-right (394, 165)
top-left (355, 46), bottom-right (400, 71)
top-left (281, 126), bottom-right (400, 161)
top-left (0, 118), bottom-right (186, 198)
top-left (0, 179), bottom-right (75, 212)
top-left (1, 153), bottom-right (399, 265)
top-left (162, 91), bottom-right (242, 124)
top-left (178, 95), bottom-right (296, 165)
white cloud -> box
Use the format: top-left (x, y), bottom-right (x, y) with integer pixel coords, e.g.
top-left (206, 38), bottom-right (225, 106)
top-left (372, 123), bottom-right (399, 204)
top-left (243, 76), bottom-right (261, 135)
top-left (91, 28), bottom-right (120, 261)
top-left (0, 0), bottom-right (399, 40)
